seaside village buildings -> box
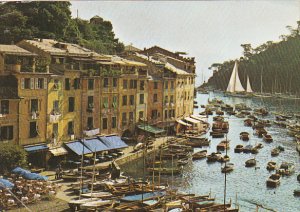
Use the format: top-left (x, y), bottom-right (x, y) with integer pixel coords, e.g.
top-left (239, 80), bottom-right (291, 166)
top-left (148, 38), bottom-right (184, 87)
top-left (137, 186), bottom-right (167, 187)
top-left (0, 38), bottom-right (202, 169)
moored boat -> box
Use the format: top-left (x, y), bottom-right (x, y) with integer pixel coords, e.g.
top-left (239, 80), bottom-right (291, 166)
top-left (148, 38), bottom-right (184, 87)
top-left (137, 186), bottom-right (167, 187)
top-left (206, 152), bottom-right (222, 162)
top-left (271, 148), bottom-right (280, 156)
top-left (245, 158), bottom-right (256, 167)
top-left (243, 144), bottom-right (253, 153)
top-left (266, 161), bottom-right (276, 171)
top-left (192, 150), bottom-right (207, 160)
top-left (210, 131), bottom-right (225, 138)
top-left (80, 199), bottom-right (114, 211)
top-left (221, 163), bottom-right (234, 173)
top-left (216, 140), bottom-right (230, 151)
top-left (240, 132), bottom-right (249, 141)
top-left (266, 174), bottom-right (281, 188)
top-left (147, 167), bottom-right (182, 175)
top-left (294, 189), bottom-right (300, 196)
top-left (234, 144), bottom-right (243, 153)
top-left (276, 162), bottom-right (295, 176)
top-left (263, 134), bottom-right (273, 143)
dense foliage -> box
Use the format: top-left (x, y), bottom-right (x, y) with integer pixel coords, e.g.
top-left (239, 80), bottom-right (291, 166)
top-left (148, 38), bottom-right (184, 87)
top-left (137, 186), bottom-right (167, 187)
top-left (0, 2), bottom-right (124, 54)
top-left (0, 143), bottom-right (28, 174)
top-left (204, 21), bottom-right (300, 95)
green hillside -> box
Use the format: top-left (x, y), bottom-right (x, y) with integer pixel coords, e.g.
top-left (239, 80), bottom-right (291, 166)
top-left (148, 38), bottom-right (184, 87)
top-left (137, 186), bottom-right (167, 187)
top-left (0, 2), bottom-right (124, 54)
top-left (204, 22), bottom-right (300, 95)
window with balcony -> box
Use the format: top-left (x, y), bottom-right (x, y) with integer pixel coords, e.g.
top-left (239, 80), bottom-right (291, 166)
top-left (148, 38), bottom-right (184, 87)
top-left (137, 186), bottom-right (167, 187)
top-left (129, 112), bottom-right (134, 122)
top-left (164, 96), bottom-right (168, 104)
top-left (29, 121), bottom-right (38, 138)
top-left (122, 95), bottom-right (127, 106)
top-left (103, 97), bottom-right (109, 108)
top-left (129, 80), bottom-right (137, 89)
top-left (129, 95), bottom-right (134, 106)
top-left (122, 112), bottom-right (127, 126)
top-left (112, 96), bottom-right (117, 108)
top-left (170, 95), bottom-right (174, 104)
top-left (65, 78), bottom-right (70, 90)
top-left (24, 78), bottom-right (31, 89)
top-left (68, 121), bottom-right (74, 135)
top-left (1, 100), bottom-right (9, 114)
top-left (140, 80), bottom-right (145, 90)
top-left (123, 79), bottom-right (128, 89)
top-left (88, 79), bottom-right (94, 90)
top-left (153, 94), bottom-right (158, 103)
top-left (53, 79), bottom-right (59, 90)
top-left (171, 81), bottom-right (174, 89)
top-left (139, 94), bottom-right (144, 104)
top-left (0, 126), bottom-right (13, 141)
top-left (103, 78), bottom-right (109, 88)
top-left (53, 123), bottom-right (58, 138)
top-left (139, 111), bottom-right (144, 119)
top-left (112, 117), bottom-right (117, 128)
top-left (164, 81), bottom-right (168, 89)
top-left (151, 110), bottom-right (158, 119)
top-left (102, 118), bottom-right (108, 130)
top-left (74, 78), bottom-right (80, 89)
top-left (113, 78), bottom-right (118, 87)
top-left (36, 78), bottom-right (44, 89)
top-left (31, 99), bottom-right (39, 112)
top-left (53, 100), bottom-right (60, 113)
top-left (87, 96), bottom-right (94, 111)
top-left (154, 81), bottom-right (158, 89)
top-left (69, 97), bottom-right (75, 112)
top-left (164, 110), bottom-right (168, 119)
top-left (87, 117), bottom-right (93, 130)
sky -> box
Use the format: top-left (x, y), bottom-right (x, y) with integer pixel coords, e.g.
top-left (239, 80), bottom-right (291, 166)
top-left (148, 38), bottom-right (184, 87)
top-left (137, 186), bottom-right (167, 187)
top-left (71, 1), bottom-right (300, 86)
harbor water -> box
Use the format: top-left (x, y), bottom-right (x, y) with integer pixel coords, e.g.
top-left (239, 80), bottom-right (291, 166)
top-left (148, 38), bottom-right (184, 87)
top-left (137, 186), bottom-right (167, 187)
top-left (122, 92), bottom-right (300, 212)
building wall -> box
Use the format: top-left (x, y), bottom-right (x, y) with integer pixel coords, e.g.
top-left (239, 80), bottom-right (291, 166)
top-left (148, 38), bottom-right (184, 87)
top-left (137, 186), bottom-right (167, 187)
top-left (147, 80), bottom-right (163, 124)
top-left (17, 73), bottom-right (49, 146)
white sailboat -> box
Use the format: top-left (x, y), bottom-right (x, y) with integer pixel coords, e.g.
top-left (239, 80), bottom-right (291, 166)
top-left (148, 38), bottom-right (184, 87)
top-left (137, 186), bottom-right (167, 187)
top-left (225, 61), bottom-right (247, 97)
top-left (246, 75), bottom-right (253, 93)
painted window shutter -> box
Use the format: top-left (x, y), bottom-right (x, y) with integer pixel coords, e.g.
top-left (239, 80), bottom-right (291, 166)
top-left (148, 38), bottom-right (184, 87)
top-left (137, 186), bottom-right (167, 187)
top-left (30, 78), bottom-right (34, 89)
top-left (21, 78), bottom-right (25, 89)
top-left (35, 78), bottom-right (38, 89)
top-left (44, 78), bottom-right (47, 89)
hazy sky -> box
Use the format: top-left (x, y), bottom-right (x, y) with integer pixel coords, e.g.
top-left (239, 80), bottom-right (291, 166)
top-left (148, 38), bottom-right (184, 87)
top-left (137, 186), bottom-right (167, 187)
top-left (71, 1), bottom-right (300, 86)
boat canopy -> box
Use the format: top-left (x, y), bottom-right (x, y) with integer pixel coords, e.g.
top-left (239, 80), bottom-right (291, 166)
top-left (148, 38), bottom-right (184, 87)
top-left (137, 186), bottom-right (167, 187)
top-left (184, 117), bottom-right (200, 124)
top-left (226, 61), bottom-right (245, 92)
top-left (136, 124), bottom-right (166, 135)
top-left (191, 114), bottom-right (208, 122)
top-left (176, 119), bottom-right (192, 126)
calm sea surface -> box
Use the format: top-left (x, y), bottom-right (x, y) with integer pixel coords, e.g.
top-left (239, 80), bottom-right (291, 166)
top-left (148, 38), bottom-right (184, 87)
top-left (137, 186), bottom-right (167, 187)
top-left (122, 92), bottom-right (300, 212)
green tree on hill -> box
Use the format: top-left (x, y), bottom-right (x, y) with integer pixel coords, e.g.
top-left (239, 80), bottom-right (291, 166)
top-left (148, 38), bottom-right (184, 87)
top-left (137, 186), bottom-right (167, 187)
top-left (0, 1), bottom-right (124, 54)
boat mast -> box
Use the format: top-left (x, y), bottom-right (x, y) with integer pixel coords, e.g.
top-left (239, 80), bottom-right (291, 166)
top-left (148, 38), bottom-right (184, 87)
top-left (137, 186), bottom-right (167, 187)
top-left (90, 148), bottom-right (97, 197)
top-left (260, 67), bottom-right (263, 94)
top-left (223, 132), bottom-right (228, 210)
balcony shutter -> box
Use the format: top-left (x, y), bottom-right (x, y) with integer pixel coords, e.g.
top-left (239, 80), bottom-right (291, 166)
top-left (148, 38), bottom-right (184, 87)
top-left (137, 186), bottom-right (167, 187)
top-left (35, 78), bottom-right (38, 89)
top-left (21, 78), bottom-right (25, 89)
top-left (30, 78), bottom-right (34, 89)
top-left (44, 78), bottom-right (47, 89)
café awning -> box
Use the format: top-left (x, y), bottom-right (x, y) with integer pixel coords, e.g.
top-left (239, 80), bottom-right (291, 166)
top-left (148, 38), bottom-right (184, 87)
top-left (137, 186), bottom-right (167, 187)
top-left (49, 147), bottom-right (68, 156)
top-left (82, 138), bottom-right (109, 152)
top-left (24, 143), bottom-right (49, 153)
top-left (176, 119), bottom-right (192, 127)
top-left (99, 135), bottom-right (128, 149)
top-left (64, 141), bottom-right (92, 156)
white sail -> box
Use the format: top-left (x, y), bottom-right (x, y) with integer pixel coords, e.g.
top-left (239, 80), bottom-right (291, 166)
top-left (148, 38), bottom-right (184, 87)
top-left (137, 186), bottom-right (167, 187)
top-left (246, 76), bottom-right (253, 93)
top-left (226, 61), bottom-right (245, 92)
